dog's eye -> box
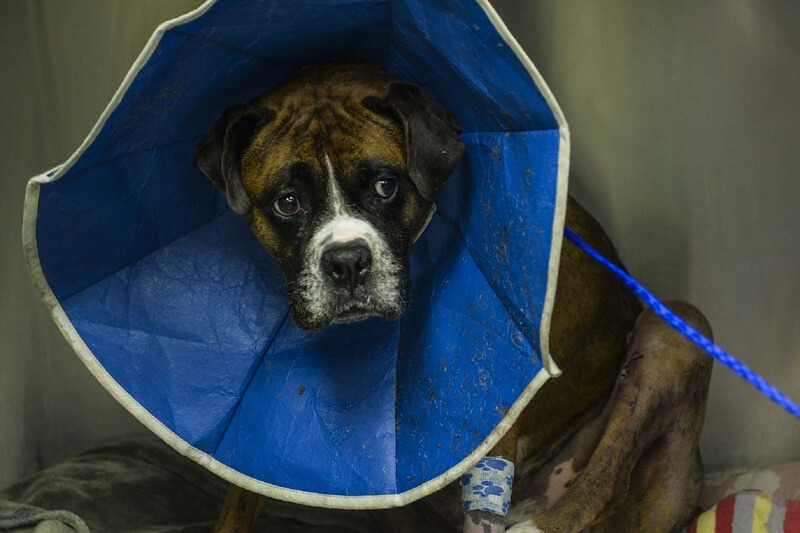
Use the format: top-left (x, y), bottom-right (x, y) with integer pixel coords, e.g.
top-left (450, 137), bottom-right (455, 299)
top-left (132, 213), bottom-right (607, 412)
top-left (374, 177), bottom-right (398, 199)
top-left (273, 195), bottom-right (301, 216)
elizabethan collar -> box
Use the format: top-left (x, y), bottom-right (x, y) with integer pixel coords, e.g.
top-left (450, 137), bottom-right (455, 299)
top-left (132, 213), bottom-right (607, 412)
top-left (23, 0), bottom-right (569, 508)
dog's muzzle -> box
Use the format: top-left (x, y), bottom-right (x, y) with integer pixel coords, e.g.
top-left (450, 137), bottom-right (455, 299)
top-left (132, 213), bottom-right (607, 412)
top-left (290, 215), bottom-right (408, 330)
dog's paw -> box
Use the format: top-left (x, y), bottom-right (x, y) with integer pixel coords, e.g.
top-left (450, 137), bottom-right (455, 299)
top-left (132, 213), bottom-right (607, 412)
top-left (505, 521), bottom-right (543, 533)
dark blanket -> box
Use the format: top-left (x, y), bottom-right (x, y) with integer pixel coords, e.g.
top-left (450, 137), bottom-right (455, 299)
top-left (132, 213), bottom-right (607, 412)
top-left (0, 437), bottom-right (461, 532)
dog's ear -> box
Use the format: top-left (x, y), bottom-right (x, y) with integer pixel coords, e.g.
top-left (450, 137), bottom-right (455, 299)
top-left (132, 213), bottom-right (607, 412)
top-left (193, 103), bottom-right (274, 216)
top-left (362, 83), bottom-right (464, 202)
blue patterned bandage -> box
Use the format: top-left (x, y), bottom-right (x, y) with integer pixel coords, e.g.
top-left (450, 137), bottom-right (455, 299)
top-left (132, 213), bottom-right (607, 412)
top-left (460, 456), bottom-right (515, 516)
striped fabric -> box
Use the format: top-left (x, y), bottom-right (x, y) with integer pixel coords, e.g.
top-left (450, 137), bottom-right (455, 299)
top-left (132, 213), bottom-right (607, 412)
top-left (685, 492), bottom-right (800, 533)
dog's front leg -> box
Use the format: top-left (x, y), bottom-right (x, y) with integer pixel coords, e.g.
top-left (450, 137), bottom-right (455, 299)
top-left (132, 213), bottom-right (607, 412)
top-left (462, 425), bottom-right (519, 533)
top-left (213, 484), bottom-right (269, 533)
top-left (507, 302), bottom-right (712, 533)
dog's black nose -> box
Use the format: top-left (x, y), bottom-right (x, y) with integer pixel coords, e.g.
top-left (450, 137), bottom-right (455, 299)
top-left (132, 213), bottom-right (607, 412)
top-left (321, 243), bottom-right (372, 289)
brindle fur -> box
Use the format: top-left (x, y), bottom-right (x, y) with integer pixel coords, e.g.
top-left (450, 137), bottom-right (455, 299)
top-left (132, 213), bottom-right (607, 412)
top-left (196, 61), bottom-right (712, 533)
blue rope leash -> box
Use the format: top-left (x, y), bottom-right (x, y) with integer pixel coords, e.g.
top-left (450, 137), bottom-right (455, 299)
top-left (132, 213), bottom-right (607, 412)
top-left (564, 226), bottom-right (800, 419)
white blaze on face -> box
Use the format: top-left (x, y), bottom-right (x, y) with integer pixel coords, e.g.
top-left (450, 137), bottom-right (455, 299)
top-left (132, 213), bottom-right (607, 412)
top-left (320, 152), bottom-right (377, 247)
top-left (294, 152), bottom-right (404, 325)
top-left (331, 219), bottom-right (370, 243)
top-left (317, 152), bottom-right (379, 248)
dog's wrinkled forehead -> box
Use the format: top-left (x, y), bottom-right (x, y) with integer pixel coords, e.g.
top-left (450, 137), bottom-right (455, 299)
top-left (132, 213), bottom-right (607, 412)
top-left (238, 74), bottom-right (407, 204)
top-left (193, 60), bottom-right (464, 226)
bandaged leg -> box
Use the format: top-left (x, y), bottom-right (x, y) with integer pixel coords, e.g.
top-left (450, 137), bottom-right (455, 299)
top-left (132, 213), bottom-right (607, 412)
top-left (461, 457), bottom-right (515, 533)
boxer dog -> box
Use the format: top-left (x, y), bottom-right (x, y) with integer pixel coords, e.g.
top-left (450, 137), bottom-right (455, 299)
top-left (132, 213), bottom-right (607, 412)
top-left (194, 61), bottom-right (713, 533)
